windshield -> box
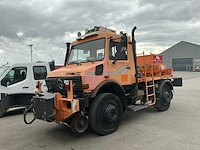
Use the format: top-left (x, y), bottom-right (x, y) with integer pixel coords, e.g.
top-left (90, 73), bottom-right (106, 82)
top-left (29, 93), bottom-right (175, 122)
top-left (0, 66), bottom-right (9, 77)
top-left (68, 38), bottom-right (105, 64)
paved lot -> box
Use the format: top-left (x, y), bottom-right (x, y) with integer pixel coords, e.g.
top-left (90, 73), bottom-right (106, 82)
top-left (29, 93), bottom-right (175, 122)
top-left (0, 71), bottom-right (200, 150)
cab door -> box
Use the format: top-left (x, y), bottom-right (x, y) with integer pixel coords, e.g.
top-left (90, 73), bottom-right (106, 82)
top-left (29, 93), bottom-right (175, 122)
top-left (108, 37), bottom-right (136, 85)
top-left (1, 66), bottom-right (32, 94)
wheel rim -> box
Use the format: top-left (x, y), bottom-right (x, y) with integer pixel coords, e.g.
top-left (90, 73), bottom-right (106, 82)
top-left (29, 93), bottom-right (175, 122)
top-left (76, 117), bottom-right (87, 130)
top-left (89, 93), bottom-right (123, 135)
top-left (98, 100), bottom-right (121, 132)
top-left (71, 113), bottom-right (88, 133)
top-left (163, 87), bottom-right (172, 105)
top-left (103, 104), bottom-right (117, 123)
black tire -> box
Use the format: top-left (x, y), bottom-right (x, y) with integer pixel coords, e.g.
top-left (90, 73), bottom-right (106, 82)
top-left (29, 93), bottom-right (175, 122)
top-left (89, 93), bottom-right (123, 135)
top-left (155, 84), bottom-right (173, 111)
top-left (0, 103), bottom-right (5, 118)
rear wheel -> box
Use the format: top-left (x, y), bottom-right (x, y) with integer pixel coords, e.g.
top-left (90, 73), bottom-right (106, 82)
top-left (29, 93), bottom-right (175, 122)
top-left (89, 93), bottom-right (123, 135)
top-left (0, 103), bottom-right (5, 118)
top-left (155, 84), bottom-right (173, 111)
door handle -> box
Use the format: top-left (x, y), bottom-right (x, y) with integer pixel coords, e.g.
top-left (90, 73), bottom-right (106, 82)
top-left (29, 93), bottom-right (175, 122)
top-left (22, 86), bottom-right (29, 89)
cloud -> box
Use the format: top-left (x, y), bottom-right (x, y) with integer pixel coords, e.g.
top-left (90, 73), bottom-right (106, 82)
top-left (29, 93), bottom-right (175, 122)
top-left (0, 0), bottom-right (200, 65)
top-left (16, 32), bottom-right (24, 37)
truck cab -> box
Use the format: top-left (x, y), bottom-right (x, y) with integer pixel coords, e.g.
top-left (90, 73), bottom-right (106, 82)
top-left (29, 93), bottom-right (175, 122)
top-left (47, 26), bottom-right (136, 100)
top-left (0, 62), bottom-right (53, 117)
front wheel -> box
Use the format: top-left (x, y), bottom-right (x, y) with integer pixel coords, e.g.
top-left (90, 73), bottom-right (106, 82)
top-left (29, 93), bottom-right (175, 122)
top-left (89, 93), bottom-right (123, 135)
top-left (0, 103), bottom-right (5, 118)
top-left (155, 84), bottom-right (173, 111)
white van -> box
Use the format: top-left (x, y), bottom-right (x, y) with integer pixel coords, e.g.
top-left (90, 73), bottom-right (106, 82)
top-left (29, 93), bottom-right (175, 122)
top-left (0, 62), bottom-right (55, 117)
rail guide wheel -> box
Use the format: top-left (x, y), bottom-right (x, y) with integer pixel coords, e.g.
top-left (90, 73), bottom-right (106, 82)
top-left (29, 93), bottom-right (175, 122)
top-left (71, 112), bottom-right (89, 134)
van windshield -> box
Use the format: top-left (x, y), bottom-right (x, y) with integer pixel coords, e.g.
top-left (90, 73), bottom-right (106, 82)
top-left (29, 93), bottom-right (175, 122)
top-left (0, 66), bottom-right (9, 77)
top-left (68, 38), bottom-right (105, 65)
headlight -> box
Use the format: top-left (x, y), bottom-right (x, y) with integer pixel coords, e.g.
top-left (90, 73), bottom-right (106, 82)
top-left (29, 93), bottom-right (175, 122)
top-left (64, 80), bottom-right (69, 85)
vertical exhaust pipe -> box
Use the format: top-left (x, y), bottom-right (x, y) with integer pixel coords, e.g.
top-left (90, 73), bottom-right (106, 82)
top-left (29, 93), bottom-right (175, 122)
top-left (64, 42), bottom-right (71, 66)
top-left (132, 26), bottom-right (138, 83)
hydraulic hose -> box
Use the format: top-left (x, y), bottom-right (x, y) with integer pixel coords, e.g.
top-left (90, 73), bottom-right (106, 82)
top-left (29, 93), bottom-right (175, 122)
top-left (23, 104), bottom-right (36, 125)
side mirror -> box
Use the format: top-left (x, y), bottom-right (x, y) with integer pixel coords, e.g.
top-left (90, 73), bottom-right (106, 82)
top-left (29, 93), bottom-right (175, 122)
top-left (1, 76), bottom-right (9, 87)
top-left (120, 34), bottom-right (127, 48)
top-left (49, 60), bottom-right (55, 71)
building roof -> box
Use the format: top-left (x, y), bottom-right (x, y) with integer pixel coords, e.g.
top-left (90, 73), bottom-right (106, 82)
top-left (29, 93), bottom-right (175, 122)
top-left (160, 41), bottom-right (200, 54)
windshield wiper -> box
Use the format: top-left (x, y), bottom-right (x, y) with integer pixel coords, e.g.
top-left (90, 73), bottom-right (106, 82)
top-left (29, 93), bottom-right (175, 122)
top-left (87, 57), bottom-right (94, 64)
top-left (69, 59), bottom-right (94, 65)
top-left (68, 61), bottom-right (82, 65)
top-left (68, 61), bottom-right (77, 65)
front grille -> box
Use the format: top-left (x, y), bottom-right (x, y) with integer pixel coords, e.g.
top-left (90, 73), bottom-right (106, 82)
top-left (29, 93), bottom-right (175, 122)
top-left (45, 76), bottom-right (83, 98)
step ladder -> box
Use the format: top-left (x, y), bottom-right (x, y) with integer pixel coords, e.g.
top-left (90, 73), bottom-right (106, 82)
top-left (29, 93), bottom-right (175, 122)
top-left (143, 52), bottom-right (156, 106)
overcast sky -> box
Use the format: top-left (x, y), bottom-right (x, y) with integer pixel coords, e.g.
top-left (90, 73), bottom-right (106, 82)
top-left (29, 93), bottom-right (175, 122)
top-left (0, 0), bottom-right (200, 65)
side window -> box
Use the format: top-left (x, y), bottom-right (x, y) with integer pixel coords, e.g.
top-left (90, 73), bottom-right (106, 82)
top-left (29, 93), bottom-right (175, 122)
top-left (33, 66), bottom-right (47, 80)
top-left (1, 67), bottom-right (27, 86)
top-left (109, 41), bottom-right (127, 60)
top-left (110, 45), bottom-right (117, 60)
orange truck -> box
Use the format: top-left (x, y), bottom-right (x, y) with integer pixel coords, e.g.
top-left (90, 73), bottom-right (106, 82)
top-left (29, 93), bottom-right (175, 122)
top-left (24, 26), bottom-right (182, 135)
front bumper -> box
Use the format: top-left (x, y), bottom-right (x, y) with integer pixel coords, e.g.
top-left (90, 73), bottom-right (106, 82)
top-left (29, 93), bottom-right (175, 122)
top-left (31, 92), bottom-right (81, 122)
top-left (31, 80), bottom-right (81, 123)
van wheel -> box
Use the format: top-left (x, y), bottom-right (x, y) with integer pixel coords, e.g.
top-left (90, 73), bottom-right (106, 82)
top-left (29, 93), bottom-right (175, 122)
top-left (89, 93), bottom-right (123, 135)
top-left (0, 103), bottom-right (5, 118)
top-left (155, 84), bottom-right (173, 111)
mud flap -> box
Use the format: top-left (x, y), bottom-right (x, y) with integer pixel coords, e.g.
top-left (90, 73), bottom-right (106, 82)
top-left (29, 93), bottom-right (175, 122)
top-left (171, 77), bottom-right (182, 86)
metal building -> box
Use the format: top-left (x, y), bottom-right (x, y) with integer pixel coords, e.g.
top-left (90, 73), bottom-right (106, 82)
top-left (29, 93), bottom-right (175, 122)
top-left (160, 41), bottom-right (200, 71)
